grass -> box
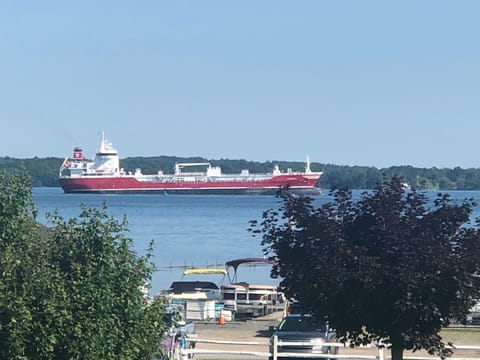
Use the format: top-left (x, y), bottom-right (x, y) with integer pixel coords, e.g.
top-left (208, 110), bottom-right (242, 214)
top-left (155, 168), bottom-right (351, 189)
top-left (441, 327), bottom-right (480, 345)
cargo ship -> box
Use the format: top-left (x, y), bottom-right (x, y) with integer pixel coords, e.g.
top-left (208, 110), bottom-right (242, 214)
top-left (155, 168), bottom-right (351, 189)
top-left (59, 134), bottom-right (323, 195)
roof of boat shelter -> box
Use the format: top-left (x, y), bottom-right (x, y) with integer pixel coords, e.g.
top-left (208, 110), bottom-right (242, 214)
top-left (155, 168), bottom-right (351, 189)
top-left (225, 257), bottom-right (276, 271)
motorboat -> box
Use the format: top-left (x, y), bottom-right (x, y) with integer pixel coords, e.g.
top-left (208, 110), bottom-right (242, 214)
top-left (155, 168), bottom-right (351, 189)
top-left (166, 268), bottom-right (228, 321)
top-left (221, 258), bottom-right (285, 318)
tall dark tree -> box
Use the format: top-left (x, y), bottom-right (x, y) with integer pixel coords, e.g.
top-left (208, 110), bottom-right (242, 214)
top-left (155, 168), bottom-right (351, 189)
top-left (250, 176), bottom-right (480, 360)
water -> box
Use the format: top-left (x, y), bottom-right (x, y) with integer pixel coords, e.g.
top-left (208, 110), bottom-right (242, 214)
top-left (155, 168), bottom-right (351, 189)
top-left (33, 188), bottom-right (287, 294)
top-left (32, 188), bottom-right (480, 294)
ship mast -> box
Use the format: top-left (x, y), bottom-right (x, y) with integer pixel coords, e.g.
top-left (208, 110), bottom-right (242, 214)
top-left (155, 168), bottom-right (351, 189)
top-left (305, 156), bottom-right (312, 173)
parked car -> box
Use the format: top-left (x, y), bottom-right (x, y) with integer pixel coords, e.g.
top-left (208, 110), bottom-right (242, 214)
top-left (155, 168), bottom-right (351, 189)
top-left (269, 313), bottom-right (337, 360)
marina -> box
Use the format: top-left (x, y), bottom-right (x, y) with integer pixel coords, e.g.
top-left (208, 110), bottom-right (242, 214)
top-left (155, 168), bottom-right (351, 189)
top-left (164, 258), bottom-right (285, 322)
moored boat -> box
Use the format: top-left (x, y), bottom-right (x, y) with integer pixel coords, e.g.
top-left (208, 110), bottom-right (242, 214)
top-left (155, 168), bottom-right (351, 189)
top-left (59, 133), bottom-right (323, 195)
top-left (221, 257), bottom-right (285, 318)
top-left (166, 268), bottom-right (227, 301)
top-left (166, 268), bottom-right (228, 321)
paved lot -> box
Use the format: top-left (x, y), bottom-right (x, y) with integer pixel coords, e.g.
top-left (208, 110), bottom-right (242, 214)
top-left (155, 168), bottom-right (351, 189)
top-left (192, 311), bottom-right (281, 359)
top-left (196, 311), bottom-right (282, 340)
top-left (192, 311), bottom-right (380, 359)
top-left (190, 312), bottom-right (480, 360)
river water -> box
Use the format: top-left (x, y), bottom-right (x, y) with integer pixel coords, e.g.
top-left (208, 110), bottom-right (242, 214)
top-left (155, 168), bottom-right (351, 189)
top-left (32, 188), bottom-right (480, 295)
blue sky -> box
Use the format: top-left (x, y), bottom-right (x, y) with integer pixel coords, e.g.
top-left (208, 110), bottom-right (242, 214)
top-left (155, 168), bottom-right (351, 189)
top-left (1, 1), bottom-right (478, 169)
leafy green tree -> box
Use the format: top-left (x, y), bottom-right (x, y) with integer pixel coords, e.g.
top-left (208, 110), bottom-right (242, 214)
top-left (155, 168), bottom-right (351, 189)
top-left (0, 168), bottom-right (167, 359)
top-left (251, 176), bottom-right (480, 360)
top-left (0, 167), bottom-right (45, 359)
top-left (46, 206), bottom-right (167, 359)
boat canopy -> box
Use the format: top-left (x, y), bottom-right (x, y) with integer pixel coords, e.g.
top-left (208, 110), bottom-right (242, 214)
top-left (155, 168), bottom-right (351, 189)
top-left (225, 257), bottom-right (276, 271)
top-left (225, 257), bottom-right (277, 283)
top-left (183, 268), bottom-right (227, 276)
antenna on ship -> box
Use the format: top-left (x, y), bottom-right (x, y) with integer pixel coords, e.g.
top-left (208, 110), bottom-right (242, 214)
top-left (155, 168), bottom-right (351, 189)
top-left (99, 131), bottom-right (107, 145)
top-left (305, 155), bottom-right (312, 173)
top-left (97, 131), bottom-right (109, 153)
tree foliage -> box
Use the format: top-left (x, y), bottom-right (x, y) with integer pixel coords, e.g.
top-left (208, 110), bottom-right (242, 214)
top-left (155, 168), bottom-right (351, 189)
top-left (0, 168), bottom-right (167, 359)
top-left (250, 176), bottom-right (480, 360)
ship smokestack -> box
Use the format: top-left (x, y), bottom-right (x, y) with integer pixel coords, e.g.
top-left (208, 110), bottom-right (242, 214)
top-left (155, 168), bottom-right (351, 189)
top-left (73, 147), bottom-right (83, 159)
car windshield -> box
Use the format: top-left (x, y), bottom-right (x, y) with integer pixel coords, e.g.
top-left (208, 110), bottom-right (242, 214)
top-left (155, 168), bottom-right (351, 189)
top-left (278, 316), bottom-right (324, 332)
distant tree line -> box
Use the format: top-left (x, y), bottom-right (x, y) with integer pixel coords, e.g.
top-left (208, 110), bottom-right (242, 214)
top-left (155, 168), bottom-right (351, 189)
top-left (1, 155), bottom-right (480, 190)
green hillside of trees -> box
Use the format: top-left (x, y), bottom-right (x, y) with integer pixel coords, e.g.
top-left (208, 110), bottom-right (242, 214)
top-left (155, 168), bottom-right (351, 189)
top-left (1, 155), bottom-right (480, 190)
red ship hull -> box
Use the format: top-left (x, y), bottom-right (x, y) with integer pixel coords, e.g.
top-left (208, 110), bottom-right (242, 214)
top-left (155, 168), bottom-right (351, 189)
top-left (59, 174), bottom-right (321, 195)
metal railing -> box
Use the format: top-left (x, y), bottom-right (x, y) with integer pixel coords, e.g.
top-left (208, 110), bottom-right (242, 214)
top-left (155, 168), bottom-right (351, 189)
top-left (176, 335), bottom-right (480, 360)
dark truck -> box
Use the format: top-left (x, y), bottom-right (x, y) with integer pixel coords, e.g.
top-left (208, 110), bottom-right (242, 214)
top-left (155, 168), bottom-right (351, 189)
top-left (269, 314), bottom-right (338, 360)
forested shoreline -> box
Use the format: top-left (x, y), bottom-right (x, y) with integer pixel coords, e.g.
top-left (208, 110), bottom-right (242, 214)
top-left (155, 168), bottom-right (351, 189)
top-left (1, 155), bottom-right (480, 190)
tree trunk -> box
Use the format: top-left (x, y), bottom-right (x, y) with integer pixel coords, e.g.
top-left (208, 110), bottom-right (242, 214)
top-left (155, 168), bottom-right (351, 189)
top-left (390, 338), bottom-right (404, 360)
